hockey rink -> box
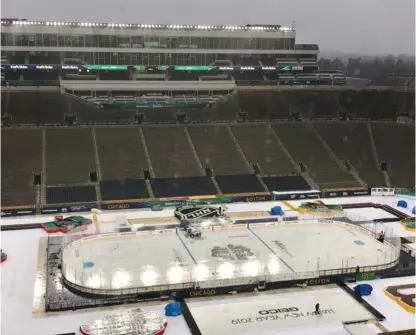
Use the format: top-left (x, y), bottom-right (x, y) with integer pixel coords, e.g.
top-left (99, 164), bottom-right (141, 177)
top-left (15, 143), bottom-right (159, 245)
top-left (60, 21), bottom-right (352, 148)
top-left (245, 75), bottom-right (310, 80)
top-left (186, 287), bottom-right (376, 335)
top-left (62, 231), bottom-right (196, 290)
top-left (250, 221), bottom-right (397, 272)
top-left (178, 226), bottom-right (293, 276)
top-left (0, 194), bottom-right (412, 335)
top-left (62, 221), bottom-right (399, 293)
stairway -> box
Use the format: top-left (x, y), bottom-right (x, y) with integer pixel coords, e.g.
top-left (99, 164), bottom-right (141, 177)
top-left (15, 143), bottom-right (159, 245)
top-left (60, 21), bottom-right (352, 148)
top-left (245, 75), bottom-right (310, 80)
top-left (91, 127), bottom-right (103, 204)
top-left (368, 123), bottom-right (390, 187)
top-left (311, 124), bottom-right (366, 187)
top-left (269, 124), bottom-right (319, 190)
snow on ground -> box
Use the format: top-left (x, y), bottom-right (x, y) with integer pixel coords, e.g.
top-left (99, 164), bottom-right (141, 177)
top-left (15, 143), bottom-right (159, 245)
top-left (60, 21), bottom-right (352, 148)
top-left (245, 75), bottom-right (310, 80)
top-left (286, 196), bottom-right (415, 238)
top-left (186, 287), bottom-right (376, 335)
top-left (1, 195), bottom-right (414, 335)
top-left (347, 276), bottom-right (416, 332)
top-left (0, 229), bottom-right (191, 335)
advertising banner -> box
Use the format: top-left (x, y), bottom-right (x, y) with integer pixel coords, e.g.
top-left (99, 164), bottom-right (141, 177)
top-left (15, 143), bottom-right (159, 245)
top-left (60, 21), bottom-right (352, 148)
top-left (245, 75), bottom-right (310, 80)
top-left (40, 204), bottom-right (96, 215)
top-left (324, 188), bottom-right (370, 198)
top-left (145, 197), bottom-right (229, 208)
top-left (273, 191), bottom-right (321, 201)
top-left (229, 194), bottom-right (272, 203)
top-left (0, 207), bottom-right (36, 217)
top-left (101, 202), bottom-right (149, 211)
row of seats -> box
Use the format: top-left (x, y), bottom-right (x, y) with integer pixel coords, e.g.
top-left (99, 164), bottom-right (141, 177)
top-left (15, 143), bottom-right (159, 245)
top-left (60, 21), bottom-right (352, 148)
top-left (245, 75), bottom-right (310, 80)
top-left (81, 94), bottom-right (225, 106)
top-left (2, 123), bottom-right (414, 205)
top-left (44, 175), bottom-right (310, 204)
top-left (3, 91), bottom-right (413, 125)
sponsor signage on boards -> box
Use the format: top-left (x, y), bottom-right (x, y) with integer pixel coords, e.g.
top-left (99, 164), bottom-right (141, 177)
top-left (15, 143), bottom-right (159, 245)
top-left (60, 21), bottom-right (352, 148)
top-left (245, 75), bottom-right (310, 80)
top-left (101, 202), bottom-right (148, 211)
top-left (0, 208), bottom-right (36, 217)
top-left (324, 188), bottom-right (370, 198)
top-left (40, 204), bottom-right (96, 215)
top-left (274, 192), bottom-right (321, 201)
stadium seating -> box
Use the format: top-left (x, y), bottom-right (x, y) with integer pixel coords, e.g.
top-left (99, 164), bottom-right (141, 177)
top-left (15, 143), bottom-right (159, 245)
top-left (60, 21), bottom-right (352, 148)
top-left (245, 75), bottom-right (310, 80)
top-left (230, 124), bottom-right (297, 175)
top-left (150, 177), bottom-right (217, 198)
top-left (1, 88), bottom-right (414, 204)
top-left (186, 94), bottom-right (240, 121)
top-left (142, 126), bottom-right (203, 177)
top-left (314, 122), bottom-right (386, 187)
top-left (283, 91), bottom-right (341, 119)
top-left (272, 123), bottom-right (360, 189)
top-left (215, 174), bottom-right (265, 194)
top-left (1, 129), bottom-right (42, 206)
top-left (2, 90), bottom-right (414, 125)
top-left (95, 127), bottom-right (148, 180)
top-left (46, 185), bottom-right (96, 204)
top-left (2, 91), bottom-right (66, 124)
top-left (262, 176), bottom-right (311, 192)
top-left (45, 128), bottom-right (96, 185)
top-left (370, 124), bottom-right (415, 188)
top-left (187, 125), bottom-right (250, 175)
top-left (338, 91), bottom-right (398, 120)
top-left (236, 91), bottom-right (291, 120)
top-left (100, 179), bottom-right (149, 201)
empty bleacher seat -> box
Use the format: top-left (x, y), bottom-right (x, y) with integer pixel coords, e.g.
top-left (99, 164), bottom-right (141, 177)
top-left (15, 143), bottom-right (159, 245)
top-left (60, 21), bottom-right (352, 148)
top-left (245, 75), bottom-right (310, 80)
top-left (1, 129), bottom-right (42, 206)
top-left (143, 126), bottom-right (202, 178)
top-left (46, 186), bottom-right (96, 204)
top-left (315, 123), bottom-right (385, 187)
top-left (230, 124), bottom-right (296, 175)
top-left (100, 179), bottom-right (149, 201)
top-left (215, 174), bottom-right (264, 194)
top-left (150, 177), bottom-right (217, 198)
top-left (46, 128), bottom-right (96, 185)
top-left (272, 123), bottom-right (359, 189)
top-left (187, 125), bottom-right (250, 175)
top-left (262, 176), bottom-right (311, 192)
top-left (371, 124), bottom-right (415, 188)
top-left (95, 127), bottom-right (147, 180)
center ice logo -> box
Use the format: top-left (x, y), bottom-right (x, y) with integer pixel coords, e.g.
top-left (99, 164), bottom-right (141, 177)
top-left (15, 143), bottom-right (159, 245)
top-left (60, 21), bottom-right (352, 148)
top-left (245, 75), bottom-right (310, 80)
top-left (211, 244), bottom-right (255, 261)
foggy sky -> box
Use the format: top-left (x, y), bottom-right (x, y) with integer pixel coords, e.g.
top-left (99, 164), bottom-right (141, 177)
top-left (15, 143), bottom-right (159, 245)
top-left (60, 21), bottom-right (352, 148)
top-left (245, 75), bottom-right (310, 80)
top-left (1, 0), bottom-right (415, 55)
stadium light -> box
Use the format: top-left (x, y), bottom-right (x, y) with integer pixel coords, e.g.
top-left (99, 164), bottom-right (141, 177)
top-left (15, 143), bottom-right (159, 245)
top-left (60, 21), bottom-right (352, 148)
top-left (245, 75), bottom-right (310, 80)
top-left (2, 19), bottom-right (295, 32)
top-left (193, 264), bottom-right (209, 281)
top-left (241, 260), bottom-right (261, 277)
top-left (167, 265), bottom-right (185, 283)
top-left (86, 274), bottom-right (102, 289)
top-left (217, 262), bottom-right (234, 278)
top-left (141, 267), bottom-right (159, 286)
top-left (111, 269), bottom-right (131, 289)
top-left (267, 256), bottom-right (281, 275)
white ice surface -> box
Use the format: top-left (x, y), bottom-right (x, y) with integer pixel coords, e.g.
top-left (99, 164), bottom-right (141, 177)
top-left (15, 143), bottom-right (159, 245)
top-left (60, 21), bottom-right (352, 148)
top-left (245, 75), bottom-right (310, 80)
top-left (250, 222), bottom-right (396, 271)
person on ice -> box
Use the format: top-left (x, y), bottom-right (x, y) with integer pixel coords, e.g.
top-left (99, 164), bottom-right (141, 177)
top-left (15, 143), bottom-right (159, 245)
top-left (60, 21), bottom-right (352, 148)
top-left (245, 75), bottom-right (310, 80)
top-left (377, 231), bottom-right (385, 243)
top-left (315, 303), bottom-right (320, 315)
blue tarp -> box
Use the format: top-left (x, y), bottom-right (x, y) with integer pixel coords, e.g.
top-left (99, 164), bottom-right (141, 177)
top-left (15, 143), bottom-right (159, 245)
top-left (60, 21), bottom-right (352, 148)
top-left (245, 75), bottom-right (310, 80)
top-left (165, 302), bottom-right (182, 317)
top-left (397, 200), bottom-right (408, 208)
top-left (354, 284), bottom-right (373, 297)
top-left (270, 206), bottom-right (284, 216)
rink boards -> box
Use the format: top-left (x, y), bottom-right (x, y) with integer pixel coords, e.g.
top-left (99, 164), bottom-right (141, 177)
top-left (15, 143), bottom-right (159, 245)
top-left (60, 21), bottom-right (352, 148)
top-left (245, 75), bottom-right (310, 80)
top-left (61, 220), bottom-right (400, 297)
